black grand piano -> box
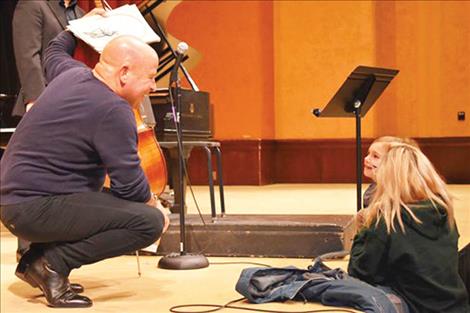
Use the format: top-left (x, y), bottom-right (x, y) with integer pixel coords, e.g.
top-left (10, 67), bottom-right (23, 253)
top-left (138, 0), bottom-right (213, 142)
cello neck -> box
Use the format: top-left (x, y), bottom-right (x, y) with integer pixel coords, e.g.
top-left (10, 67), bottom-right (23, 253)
top-left (94, 0), bottom-right (112, 10)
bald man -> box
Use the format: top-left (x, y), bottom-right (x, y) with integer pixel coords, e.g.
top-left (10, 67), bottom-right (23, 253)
top-left (0, 25), bottom-right (169, 308)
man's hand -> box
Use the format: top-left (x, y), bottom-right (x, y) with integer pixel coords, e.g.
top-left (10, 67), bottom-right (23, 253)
top-left (156, 199), bottom-right (171, 233)
top-left (83, 8), bottom-right (107, 19)
top-left (147, 193), bottom-right (170, 233)
top-left (25, 101), bottom-right (34, 112)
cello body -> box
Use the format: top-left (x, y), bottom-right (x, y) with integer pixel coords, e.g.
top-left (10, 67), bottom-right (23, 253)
top-left (102, 108), bottom-right (168, 197)
top-left (133, 108), bottom-right (168, 196)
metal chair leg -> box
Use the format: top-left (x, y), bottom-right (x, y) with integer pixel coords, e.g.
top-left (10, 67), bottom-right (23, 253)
top-left (204, 146), bottom-right (216, 218)
top-left (214, 146), bottom-right (225, 215)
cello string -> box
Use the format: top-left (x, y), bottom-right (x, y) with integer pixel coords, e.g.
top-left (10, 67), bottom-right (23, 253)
top-left (101, 0), bottom-right (113, 11)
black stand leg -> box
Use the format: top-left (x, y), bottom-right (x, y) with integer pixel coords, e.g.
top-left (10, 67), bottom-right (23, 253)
top-left (178, 135), bottom-right (186, 254)
top-left (354, 103), bottom-right (362, 212)
top-left (204, 146), bottom-right (217, 218)
top-left (214, 146), bottom-right (225, 216)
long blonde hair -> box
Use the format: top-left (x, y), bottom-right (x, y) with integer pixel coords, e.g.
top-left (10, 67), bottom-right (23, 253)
top-left (373, 136), bottom-right (419, 149)
top-left (365, 143), bottom-right (454, 233)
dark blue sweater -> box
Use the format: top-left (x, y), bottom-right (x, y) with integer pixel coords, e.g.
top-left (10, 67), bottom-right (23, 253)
top-left (0, 31), bottom-right (151, 205)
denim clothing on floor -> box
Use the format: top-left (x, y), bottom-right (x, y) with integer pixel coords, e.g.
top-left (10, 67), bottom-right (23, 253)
top-left (236, 261), bottom-right (409, 313)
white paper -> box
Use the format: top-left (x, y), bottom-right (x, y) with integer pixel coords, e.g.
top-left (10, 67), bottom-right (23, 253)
top-left (67, 4), bottom-right (160, 53)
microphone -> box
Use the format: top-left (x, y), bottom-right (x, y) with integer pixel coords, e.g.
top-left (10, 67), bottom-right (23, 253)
top-left (169, 42), bottom-right (189, 84)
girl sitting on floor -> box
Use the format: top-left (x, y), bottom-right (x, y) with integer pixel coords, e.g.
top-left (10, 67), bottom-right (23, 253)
top-left (348, 142), bottom-right (470, 313)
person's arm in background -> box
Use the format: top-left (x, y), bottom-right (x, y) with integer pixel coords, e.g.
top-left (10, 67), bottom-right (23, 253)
top-left (44, 8), bottom-right (105, 83)
top-left (12, 1), bottom-right (46, 111)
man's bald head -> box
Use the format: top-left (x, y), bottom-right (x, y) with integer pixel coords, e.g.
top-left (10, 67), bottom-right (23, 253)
top-left (93, 35), bottom-right (159, 107)
top-left (100, 35), bottom-right (157, 70)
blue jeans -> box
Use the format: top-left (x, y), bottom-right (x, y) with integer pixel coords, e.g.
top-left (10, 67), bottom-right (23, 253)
top-left (236, 261), bottom-right (410, 313)
top-left (377, 286), bottom-right (410, 313)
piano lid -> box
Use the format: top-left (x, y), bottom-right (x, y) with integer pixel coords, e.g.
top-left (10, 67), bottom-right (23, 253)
top-left (138, 0), bottom-right (202, 90)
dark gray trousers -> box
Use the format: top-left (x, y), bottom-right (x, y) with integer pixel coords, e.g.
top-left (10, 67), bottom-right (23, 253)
top-left (0, 192), bottom-right (164, 276)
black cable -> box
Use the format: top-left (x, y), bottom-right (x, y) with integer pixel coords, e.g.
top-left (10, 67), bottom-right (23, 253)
top-left (169, 297), bottom-right (358, 313)
top-left (314, 251), bottom-right (349, 262)
top-left (185, 170), bottom-right (207, 226)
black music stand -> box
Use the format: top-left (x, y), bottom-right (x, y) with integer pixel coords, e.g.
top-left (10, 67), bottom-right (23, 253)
top-left (312, 66), bottom-right (398, 212)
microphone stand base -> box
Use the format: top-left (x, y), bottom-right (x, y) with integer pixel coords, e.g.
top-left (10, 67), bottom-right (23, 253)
top-left (158, 252), bottom-right (209, 270)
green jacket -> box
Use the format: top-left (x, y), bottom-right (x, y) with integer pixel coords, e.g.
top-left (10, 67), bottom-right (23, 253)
top-left (348, 200), bottom-right (469, 313)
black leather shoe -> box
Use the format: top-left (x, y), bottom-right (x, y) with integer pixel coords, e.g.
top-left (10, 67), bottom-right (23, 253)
top-left (22, 256), bottom-right (92, 308)
top-left (16, 251), bottom-right (85, 293)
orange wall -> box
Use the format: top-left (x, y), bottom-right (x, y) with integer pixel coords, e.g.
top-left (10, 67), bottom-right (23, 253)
top-left (274, 1), bottom-right (377, 139)
top-left (167, 1), bottom-right (470, 139)
top-left (374, 1), bottom-right (470, 138)
top-left (167, 1), bottom-right (274, 139)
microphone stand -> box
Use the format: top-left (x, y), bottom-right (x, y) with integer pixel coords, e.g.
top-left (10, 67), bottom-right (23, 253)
top-left (157, 49), bottom-right (209, 270)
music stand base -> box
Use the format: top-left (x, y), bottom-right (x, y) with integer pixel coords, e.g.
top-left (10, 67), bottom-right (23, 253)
top-left (158, 253), bottom-right (209, 270)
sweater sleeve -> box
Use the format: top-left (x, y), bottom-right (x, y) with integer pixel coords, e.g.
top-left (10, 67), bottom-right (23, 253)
top-left (44, 31), bottom-right (86, 83)
top-left (93, 104), bottom-right (151, 203)
top-left (348, 220), bottom-right (389, 285)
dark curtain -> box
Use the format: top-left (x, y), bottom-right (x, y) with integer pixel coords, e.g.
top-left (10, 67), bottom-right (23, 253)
top-left (0, 0), bottom-right (19, 96)
top-left (0, 0), bottom-right (20, 130)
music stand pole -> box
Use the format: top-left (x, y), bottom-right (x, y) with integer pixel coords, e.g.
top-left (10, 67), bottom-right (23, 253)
top-left (353, 101), bottom-right (362, 212)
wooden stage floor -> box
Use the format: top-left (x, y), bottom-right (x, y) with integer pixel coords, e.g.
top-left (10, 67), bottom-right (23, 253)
top-left (1, 184), bottom-right (469, 312)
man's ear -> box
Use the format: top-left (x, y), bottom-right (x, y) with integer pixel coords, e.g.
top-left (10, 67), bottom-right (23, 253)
top-left (119, 65), bottom-right (130, 86)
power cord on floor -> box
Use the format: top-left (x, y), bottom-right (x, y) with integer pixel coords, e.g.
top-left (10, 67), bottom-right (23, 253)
top-left (169, 297), bottom-right (358, 313)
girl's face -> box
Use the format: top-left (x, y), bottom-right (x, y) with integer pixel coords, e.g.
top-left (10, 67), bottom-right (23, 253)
top-left (364, 142), bottom-right (388, 181)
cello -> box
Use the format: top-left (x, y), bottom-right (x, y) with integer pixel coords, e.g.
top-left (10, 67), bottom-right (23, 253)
top-left (93, 0), bottom-right (168, 197)
top-left (132, 107), bottom-right (168, 197)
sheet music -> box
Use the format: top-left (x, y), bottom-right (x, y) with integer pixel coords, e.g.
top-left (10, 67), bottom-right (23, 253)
top-left (67, 4), bottom-right (160, 53)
